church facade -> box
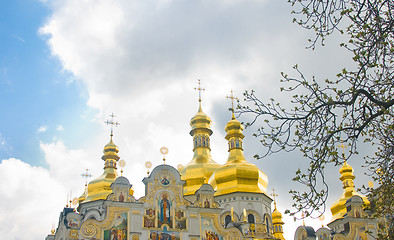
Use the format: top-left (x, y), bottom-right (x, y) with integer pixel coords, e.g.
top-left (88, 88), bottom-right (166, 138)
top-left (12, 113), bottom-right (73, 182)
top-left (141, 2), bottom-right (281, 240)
top-left (46, 92), bottom-right (285, 240)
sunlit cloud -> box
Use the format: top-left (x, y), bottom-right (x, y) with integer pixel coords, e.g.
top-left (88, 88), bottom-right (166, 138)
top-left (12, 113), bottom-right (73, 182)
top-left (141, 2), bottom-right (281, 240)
top-left (37, 125), bottom-right (48, 133)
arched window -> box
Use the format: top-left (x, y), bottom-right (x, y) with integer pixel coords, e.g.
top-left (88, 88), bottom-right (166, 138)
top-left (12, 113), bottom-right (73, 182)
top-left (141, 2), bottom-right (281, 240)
top-left (202, 135), bottom-right (206, 147)
top-left (194, 137), bottom-right (197, 148)
top-left (198, 135), bottom-right (201, 147)
top-left (225, 215), bottom-right (232, 227)
top-left (231, 139), bottom-right (235, 148)
top-left (235, 139), bottom-right (240, 148)
top-left (248, 214), bottom-right (255, 224)
top-left (265, 216), bottom-right (270, 233)
top-left (207, 138), bottom-right (210, 148)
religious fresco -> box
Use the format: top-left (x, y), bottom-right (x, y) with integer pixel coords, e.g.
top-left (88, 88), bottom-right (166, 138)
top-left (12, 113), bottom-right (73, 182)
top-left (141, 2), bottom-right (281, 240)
top-left (150, 227), bottom-right (180, 240)
top-left (104, 213), bottom-right (128, 240)
top-left (118, 192), bottom-right (125, 202)
top-left (175, 210), bottom-right (186, 230)
top-left (201, 218), bottom-right (223, 240)
top-left (158, 193), bottom-right (172, 228)
top-left (144, 208), bottom-right (156, 228)
top-left (68, 217), bottom-right (79, 228)
top-left (203, 198), bottom-right (210, 208)
top-left (160, 175), bottom-right (170, 186)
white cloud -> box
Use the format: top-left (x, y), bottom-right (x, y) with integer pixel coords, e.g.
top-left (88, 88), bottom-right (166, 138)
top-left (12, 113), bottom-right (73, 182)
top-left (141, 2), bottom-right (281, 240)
top-left (0, 158), bottom-right (65, 239)
top-left (56, 125), bottom-right (64, 131)
top-left (38, 125), bottom-right (48, 133)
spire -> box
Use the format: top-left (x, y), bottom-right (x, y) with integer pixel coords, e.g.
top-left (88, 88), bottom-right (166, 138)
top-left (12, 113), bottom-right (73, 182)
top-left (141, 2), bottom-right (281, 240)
top-left (271, 189), bottom-right (285, 240)
top-left (189, 79), bottom-right (213, 157)
top-left (224, 91), bottom-right (246, 162)
top-left (79, 114), bottom-right (123, 204)
top-left (180, 80), bottom-right (221, 195)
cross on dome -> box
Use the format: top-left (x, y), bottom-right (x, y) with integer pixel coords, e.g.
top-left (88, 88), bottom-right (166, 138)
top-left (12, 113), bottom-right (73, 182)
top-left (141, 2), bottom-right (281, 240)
top-left (105, 113), bottom-right (120, 137)
top-left (226, 90), bottom-right (238, 118)
top-left (271, 188), bottom-right (278, 207)
top-left (338, 140), bottom-right (348, 159)
top-left (81, 168), bottom-right (92, 186)
top-left (194, 79), bottom-right (205, 103)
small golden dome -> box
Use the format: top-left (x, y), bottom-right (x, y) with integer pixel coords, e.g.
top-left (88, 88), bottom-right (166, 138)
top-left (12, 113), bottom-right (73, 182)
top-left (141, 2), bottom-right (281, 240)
top-left (190, 104), bottom-right (213, 135)
top-left (330, 161), bottom-right (370, 221)
top-left (272, 203), bottom-right (285, 239)
top-left (181, 103), bottom-right (221, 195)
top-left (80, 136), bottom-right (121, 203)
top-left (208, 115), bottom-right (268, 196)
top-left (272, 207), bottom-right (283, 223)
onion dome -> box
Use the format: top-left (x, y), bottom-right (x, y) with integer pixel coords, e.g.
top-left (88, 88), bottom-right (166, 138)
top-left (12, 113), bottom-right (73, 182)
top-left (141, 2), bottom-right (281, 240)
top-left (272, 203), bottom-right (285, 240)
top-left (180, 101), bottom-right (221, 195)
top-left (208, 115), bottom-right (268, 196)
top-left (79, 135), bottom-right (132, 203)
top-left (330, 161), bottom-right (369, 221)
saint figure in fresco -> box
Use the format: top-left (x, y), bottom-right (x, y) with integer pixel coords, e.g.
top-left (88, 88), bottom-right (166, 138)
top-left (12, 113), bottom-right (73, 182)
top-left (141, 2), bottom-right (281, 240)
top-left (160, 194), bottom-right (171, 224)
top-left (161, 176), bottom-right (170, 185)
top-left (204, 198), bottom-right (210, 208)
top-left (118, 192), bottom-right (124, 202)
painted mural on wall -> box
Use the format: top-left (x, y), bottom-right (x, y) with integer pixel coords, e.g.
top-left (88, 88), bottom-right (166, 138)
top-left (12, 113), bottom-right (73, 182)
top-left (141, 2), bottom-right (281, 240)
top-left (175, 210), bottom-right (186, 230)
top-left (104, 213), bottom-right (128, 240)
top-left (150, 227), bottom-right (180, 240)
top-left (201, 218), bottom-right (223, 240)
top-left (144, 208), bottom-right (156, 228)
top-left (158, 193), bottom-right (172, 228)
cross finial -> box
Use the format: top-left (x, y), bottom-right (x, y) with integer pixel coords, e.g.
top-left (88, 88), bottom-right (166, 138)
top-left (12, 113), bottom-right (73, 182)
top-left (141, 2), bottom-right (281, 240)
top-left (105, 113), bottom-right (120, 138)
top-left (226, 90), bottom-right (238, 118)
top-left (338, 140), bottom-right (348, 159)
top-left (270, 188), bottom-right (278, 207)
top-left (194, 79), bottom-right (205, 103)
top-left (81, 169), bottom-right (92, 186)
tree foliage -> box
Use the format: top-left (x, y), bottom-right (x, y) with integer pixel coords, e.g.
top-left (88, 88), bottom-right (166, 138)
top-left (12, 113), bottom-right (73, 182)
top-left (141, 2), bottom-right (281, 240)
top-left (237, 0), bottom-right (393, 236)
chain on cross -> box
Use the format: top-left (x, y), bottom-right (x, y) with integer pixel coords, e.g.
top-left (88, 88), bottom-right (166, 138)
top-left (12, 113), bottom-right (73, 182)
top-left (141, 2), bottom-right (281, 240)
top-left (105, 113), bottom-right (120, 137)
top-left (194, 79), bottom-right (205, 103)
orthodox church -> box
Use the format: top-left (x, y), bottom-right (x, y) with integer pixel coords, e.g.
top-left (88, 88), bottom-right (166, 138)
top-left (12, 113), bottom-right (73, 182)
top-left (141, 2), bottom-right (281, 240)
top-left (45, 84), bottom-right (386, 240)
top-left (46, 88), bottom-right (286, 240)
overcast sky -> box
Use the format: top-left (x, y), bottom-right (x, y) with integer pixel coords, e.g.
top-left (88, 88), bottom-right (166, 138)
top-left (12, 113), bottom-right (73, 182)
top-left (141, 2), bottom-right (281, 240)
top-left (0, 0), bottom-right (375, 239)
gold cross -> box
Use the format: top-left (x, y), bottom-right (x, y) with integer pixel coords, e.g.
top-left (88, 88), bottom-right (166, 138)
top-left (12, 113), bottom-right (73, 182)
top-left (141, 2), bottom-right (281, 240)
top-left (81, 168), bottom-right (92, 186)
top-left (194, 79), bottom-right (205, 103)
top-left (270, 188), bottom-right (278, 207)
top-left (338, 140), bottom-right (348, 157)
top-left (226, 90), bottom-right (238, 117)
top-left (105, 113), bottom-right (120, 137)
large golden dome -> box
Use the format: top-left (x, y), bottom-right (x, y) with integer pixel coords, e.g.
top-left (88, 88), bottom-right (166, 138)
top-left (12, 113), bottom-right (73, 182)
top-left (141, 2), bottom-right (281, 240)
top-left (330, 161), bottom-right (369, 221)
top-left (180, 102), bottom-right (221, 195)
top-left (208, 115), bottom-right (268, 196)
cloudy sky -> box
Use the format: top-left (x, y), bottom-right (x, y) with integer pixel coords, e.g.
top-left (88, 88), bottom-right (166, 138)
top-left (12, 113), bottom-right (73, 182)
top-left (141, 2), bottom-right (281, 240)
top-left (0, 0), bottom-right (374, 239)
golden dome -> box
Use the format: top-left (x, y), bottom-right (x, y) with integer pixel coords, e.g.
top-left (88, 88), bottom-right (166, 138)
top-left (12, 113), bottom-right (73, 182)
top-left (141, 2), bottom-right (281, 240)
top-left (272, 207), bottom-right (283, 223)
top-left (181, 102), bottom-right (221, 195)
top-left (79, 135), bottom-right (122, 203)
top-left (272, 200), bottom-right (285, 240)
top-left (330, 161), bottom-right (370, 221)
top-left (208, 116), bottom-right (268, 196)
